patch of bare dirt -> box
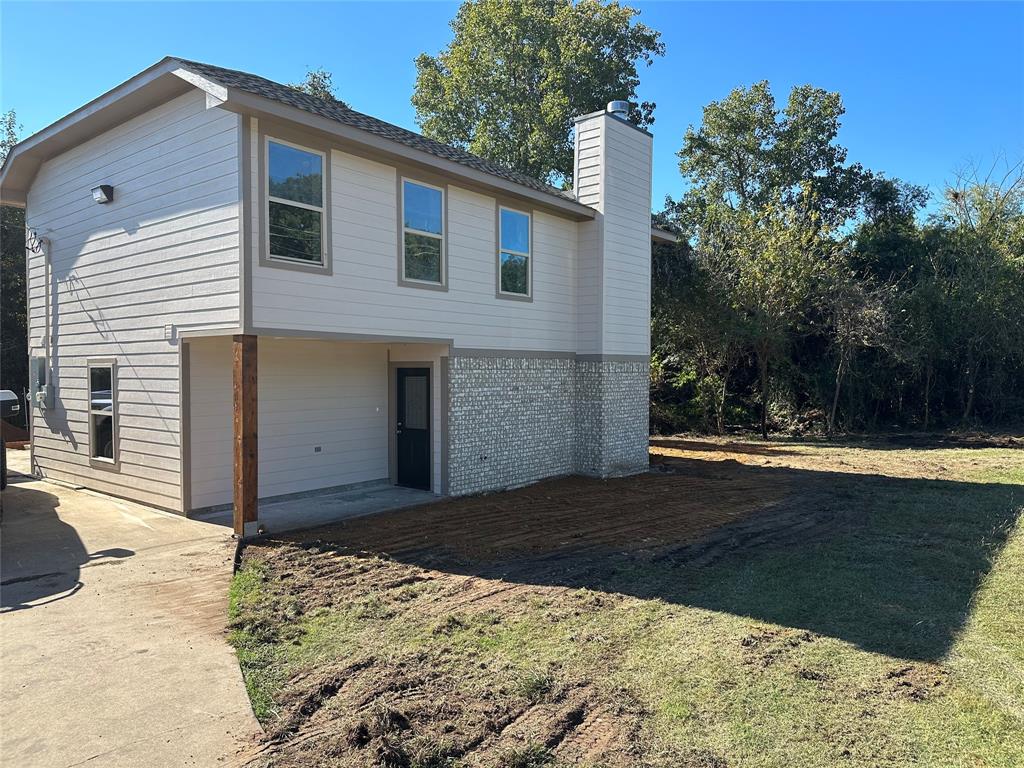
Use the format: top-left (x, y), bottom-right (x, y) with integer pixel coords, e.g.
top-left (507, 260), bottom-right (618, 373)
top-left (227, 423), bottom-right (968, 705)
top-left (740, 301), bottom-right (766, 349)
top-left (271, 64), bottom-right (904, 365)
top-left (292, 470), bottom-right (789, 566)
top-left (852, 663), bottom-right (948, 706)
top-left (881, 664), bottom-right (948, 702)
top-left (739, 627), bottom-right (819, 669)
top-left (243, 648), bottom-right (643, 767)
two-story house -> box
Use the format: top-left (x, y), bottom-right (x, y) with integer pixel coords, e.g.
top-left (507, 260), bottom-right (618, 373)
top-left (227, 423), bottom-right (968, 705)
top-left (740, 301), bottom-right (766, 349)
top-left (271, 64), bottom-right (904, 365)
top-left (0, 58), bottom-right (670, 535)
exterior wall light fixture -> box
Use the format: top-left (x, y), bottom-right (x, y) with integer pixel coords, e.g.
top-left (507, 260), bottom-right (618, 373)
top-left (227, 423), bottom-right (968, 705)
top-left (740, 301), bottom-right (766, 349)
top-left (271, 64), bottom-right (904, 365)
top-left (91, 184), bottom-right (114, 204)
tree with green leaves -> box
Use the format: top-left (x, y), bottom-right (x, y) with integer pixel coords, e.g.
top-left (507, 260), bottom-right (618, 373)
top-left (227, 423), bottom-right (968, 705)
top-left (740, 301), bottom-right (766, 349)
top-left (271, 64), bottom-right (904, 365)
top-left (677, 80), bottom-right (869, 228)
top-left (413, 0), bottom-right (663, 186)
top-left (1, 109), bottom-right (28, 409)
top-left (656, 78), bottom-right (1024, 435)
top-left (728, 199), bottom-right (840, 437)
top-left (930, 162), bottom-right (1024, 423)
top-left (289, 67), bottom-right (347, 107)
top-left (671, 82), bottom-right (870, 436)
top-left (822, 271), bottom-right (892, 436)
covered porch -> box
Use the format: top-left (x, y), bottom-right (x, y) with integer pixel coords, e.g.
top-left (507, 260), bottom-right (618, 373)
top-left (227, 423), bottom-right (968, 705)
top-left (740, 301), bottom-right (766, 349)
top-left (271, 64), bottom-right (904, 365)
top-left (181, 333), bottom-right (449, 535)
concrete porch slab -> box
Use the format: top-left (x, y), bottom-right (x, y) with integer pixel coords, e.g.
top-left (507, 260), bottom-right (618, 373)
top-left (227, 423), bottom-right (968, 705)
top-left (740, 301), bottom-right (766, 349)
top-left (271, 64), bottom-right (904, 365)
top-left (194, 481), bottom-right (438, 534)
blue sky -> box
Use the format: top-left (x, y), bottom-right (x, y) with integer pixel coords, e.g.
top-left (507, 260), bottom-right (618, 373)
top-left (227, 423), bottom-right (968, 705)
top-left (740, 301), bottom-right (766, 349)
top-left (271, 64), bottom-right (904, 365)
top-left (2, 1), bottom-right (1021, 213)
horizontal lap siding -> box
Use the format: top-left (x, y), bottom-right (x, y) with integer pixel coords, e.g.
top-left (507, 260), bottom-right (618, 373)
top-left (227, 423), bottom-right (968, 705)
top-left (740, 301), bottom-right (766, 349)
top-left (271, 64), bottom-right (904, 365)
top-left (572, 115), bottom-right (651, 357)
top-left (574, 120), bottom-right (604, 355)
top-left (188, 337), bottom-right (389, 509)
top-left (26, 91), bottom-right (240, 512)
top-left (599, 119), bottom-right (652, 356)
top-left (251, 150), bottom-right (577, 351)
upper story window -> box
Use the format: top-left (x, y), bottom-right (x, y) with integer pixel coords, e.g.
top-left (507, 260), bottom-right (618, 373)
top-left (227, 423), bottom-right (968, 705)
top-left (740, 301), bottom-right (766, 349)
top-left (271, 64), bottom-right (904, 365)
top-left (401, 179), bottom-right (445, 286)
top-left (267, 138), bottom-right (325, 265)
top-left (498, 207), bottom-right (531, 297)
top-left (88, 361), bottom-right (116, 464)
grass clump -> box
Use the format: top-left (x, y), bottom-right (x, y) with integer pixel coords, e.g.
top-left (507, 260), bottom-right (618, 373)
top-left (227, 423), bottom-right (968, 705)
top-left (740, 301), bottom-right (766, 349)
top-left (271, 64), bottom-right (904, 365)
top-left (515, 668), bottom-right (557, 704)
top-left (495, 743), bottom-right (554, 768)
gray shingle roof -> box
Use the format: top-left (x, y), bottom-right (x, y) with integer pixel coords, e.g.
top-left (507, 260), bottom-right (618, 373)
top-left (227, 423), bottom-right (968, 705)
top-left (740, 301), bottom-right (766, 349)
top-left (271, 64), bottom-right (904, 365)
top-left (175, 58), bottom-right (575, 202)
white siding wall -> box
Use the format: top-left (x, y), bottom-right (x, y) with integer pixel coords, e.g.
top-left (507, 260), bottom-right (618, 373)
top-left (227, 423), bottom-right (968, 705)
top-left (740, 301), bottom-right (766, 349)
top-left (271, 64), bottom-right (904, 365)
top-left (601, 118), bottom-right (653, 356)
top-left (250, 149), bottom-right (579, 352)
top-left (26, 90), bottom-right (240, 511)
top-left (574, 119), bottom-right (605, 355)
top-left (572, 113), bottom-right (652, 356)
top-left (188, 337), bottom-right (390, 509)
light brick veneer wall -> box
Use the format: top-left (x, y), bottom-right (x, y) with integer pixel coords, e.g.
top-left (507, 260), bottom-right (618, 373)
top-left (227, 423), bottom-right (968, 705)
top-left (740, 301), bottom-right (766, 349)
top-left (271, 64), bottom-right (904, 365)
top-left (575, 359), bottom-right (650, 478)
top-left (447, 356), bottom-right (577, 495)
top-left (446, 355), bottom-right (649, 496)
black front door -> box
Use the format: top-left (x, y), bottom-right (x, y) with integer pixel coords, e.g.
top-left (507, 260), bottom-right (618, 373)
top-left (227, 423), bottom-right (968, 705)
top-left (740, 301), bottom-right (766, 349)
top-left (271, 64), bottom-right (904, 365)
top-left (396, 367), bottom-right (431, 490)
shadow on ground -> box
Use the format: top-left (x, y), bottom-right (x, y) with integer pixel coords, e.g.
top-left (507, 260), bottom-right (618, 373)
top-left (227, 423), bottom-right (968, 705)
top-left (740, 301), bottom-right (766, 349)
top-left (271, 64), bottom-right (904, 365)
top-left (266, 454), bottom-right (1022, 662)
top-left (0, 484), bottom-right (134, 612)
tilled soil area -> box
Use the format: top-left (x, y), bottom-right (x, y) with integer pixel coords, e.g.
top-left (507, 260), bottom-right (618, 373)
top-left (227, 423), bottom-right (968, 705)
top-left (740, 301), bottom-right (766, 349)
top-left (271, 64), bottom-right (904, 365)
top-left (236, 455), bottom-right (851, 767)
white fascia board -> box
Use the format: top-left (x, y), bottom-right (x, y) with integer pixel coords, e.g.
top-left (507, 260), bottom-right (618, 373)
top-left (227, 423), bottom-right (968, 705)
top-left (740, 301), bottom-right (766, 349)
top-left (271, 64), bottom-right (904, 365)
top-left (171, 67), bottom-right (228, 104)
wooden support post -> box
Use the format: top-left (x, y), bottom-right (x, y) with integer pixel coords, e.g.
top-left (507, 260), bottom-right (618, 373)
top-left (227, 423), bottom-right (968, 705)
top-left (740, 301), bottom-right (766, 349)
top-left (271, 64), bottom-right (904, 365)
top-left (233, 334), bottom-right (257, 537)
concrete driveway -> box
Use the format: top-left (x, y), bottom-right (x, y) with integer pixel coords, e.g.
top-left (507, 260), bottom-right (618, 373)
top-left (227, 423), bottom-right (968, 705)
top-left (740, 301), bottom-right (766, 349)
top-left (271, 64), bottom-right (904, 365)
top-left (1, 450), bottom-right (260, 767)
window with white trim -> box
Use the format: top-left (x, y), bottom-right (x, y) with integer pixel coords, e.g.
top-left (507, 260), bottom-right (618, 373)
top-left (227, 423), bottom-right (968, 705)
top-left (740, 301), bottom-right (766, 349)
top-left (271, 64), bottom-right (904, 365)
top-left (267, 138), bottom-right (325, 265)
top-left (402, 179), bottom-right (445, 284)
top-left (498, 207), bottom-right (530, 296)
top-left (88, 362), bottom-right (116, 462)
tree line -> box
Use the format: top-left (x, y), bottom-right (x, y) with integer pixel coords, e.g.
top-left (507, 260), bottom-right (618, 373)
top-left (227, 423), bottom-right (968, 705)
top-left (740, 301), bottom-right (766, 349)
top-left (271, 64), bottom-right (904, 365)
top-left (1, 111), bottom-right (26, 415)
top-left (652, 82), bottom-right (1023, 436)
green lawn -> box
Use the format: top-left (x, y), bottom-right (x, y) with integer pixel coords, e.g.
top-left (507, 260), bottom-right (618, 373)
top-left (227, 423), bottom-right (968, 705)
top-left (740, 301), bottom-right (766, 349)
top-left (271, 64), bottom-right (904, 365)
top-left (230, 439), bottom-right (1024, 767)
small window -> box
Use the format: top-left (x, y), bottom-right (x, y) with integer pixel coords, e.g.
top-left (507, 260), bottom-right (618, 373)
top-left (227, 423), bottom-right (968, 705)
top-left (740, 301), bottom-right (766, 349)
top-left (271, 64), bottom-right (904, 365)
top-left (499, 207), bottom-right (531, 296)
top-left (88, 362), bottom-right (116, 463)
top-left (267, 138), bottom-right (325, 265)
top-left (402, 179), bottom-right (444, 285)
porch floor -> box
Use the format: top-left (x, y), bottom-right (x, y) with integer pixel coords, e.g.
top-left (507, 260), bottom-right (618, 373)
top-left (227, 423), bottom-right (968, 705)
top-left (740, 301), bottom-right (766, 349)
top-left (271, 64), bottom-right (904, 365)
top-left (195, 481), bottom-right (437, 534)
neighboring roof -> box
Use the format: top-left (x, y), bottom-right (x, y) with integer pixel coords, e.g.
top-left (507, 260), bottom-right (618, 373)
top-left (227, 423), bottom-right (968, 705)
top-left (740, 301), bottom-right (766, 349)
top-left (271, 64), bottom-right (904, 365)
top-left (651, 226), bottom-right (677, 244)
top-left (0, 57), bottom-right (593, 219)
top-left (175, 59), bottom-right (574, 204)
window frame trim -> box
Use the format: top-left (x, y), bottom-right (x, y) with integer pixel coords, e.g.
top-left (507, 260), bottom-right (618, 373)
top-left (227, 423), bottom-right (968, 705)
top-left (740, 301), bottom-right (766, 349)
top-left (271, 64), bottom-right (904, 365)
top-left (257, 123), bottom-right (334, 276)
top-left (398, 176), bottom-right (448, 291)
top-left (86, 357), bottom-right (119, 470)
top-left (264, 135), bottom-right (327, 267)
top-left (496, 204), bottom-right (534, 301)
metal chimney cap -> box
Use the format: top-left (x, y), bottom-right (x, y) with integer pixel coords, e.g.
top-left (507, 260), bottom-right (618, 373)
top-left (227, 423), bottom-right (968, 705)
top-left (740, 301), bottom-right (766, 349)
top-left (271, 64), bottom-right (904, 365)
top-left (606, 100), bottom-right (629, 118)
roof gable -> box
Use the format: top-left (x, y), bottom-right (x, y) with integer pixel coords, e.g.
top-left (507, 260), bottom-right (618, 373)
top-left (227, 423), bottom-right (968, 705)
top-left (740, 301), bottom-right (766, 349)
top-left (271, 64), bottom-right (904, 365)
top-left (1, 56), bottom-right (591, 218)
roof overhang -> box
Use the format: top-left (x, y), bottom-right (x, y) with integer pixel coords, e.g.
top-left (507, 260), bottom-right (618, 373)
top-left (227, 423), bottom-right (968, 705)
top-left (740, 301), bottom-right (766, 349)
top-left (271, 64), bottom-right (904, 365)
top-left (1, 58), bottom-right (597, 221)
top-left (651, 226), bottom-right (677, 244)
top-left (0, 58), bottom-right (199, 207)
